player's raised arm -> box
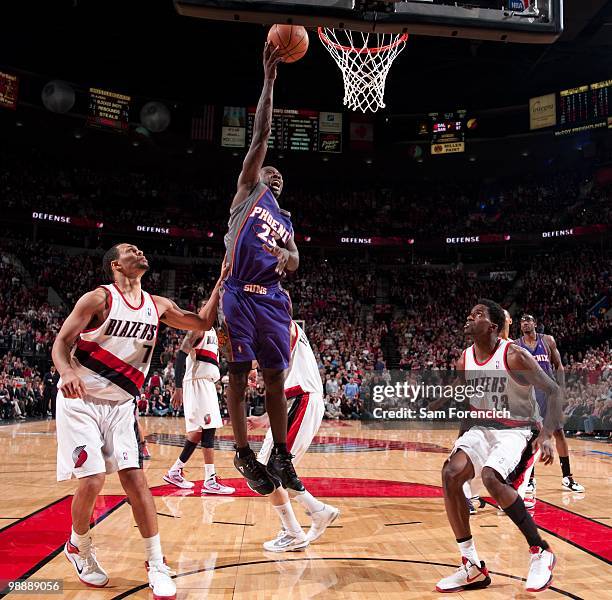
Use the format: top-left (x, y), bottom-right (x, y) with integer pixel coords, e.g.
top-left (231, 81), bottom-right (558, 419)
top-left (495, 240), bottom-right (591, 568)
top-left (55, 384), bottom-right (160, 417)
top-left (232, 43), bottom-right (282, 209)
top-left (52, 288), bottom-right (108, 398)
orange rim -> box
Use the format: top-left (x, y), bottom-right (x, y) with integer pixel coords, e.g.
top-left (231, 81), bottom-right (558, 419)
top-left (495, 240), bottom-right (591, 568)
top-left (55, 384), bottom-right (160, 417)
top-left (317, 27), bottom-right (408, 55)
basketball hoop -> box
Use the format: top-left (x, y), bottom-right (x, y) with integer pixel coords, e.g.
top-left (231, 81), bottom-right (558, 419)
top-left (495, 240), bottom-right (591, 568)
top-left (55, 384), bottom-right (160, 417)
top-left (318, 27), bottom-right (408, 113)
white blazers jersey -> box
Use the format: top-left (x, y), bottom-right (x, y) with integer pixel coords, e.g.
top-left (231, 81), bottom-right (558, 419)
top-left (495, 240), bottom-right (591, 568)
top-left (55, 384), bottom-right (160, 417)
top-left (185, 328), bottom-right (220, 383)
top-left (284, 321), bottom-right (323, 399)
top-left (463, 338), bottom-right (536, 426)
top-left (66, 284), bottom-right (159, 402)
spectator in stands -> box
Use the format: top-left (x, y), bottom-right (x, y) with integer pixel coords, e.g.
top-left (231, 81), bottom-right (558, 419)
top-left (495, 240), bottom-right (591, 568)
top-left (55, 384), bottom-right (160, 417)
top-left (148, 371), bottom-right (164, 394)
top-left (344, 377), bottom-right (360, 402)
top-left (150, 387), bottom-right (170, 417)
top-left (325, 395), bottom-right (342, 420)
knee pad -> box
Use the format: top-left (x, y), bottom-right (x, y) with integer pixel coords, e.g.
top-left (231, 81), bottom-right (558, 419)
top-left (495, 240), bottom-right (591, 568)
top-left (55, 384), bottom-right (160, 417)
top-left (201, 428), bottom-right (216, 448)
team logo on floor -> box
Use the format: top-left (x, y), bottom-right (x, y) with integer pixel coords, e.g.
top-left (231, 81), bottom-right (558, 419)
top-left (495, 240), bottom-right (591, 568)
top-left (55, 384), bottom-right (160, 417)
top-left (72, 445), bottom-right (88, 468)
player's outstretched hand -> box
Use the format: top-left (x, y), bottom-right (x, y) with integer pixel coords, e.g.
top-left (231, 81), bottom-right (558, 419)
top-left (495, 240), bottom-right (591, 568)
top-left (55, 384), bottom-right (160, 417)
top-left (534, 432), bottom-right (555, 466)
top-left (171, 388), bottom-right (183, 410)
top-left (59, 369), bottom-right (87, 399)
top-left (263, 41), bottom-right (282, 81)
top-left (263, 243), bottom-right (290, 275)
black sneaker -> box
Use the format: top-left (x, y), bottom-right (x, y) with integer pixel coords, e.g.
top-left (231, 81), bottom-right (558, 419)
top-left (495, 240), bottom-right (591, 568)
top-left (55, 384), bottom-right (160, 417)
top-left (267, 450), bottom-right (305, 492)
top-left (234, 449), bottom-right (276, 496)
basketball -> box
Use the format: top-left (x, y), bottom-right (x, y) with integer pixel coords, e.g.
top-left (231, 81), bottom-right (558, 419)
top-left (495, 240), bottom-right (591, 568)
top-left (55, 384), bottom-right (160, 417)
top-left (267, 24), bottom-right (309, 63)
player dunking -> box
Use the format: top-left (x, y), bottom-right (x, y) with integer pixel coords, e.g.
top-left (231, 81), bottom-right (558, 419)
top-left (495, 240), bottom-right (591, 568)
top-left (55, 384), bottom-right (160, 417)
top-left (220, 42), bottom-right (303, 496)
top-left (437, 299), bottom-right (562, 593)
top-left (52, 243), bottom-right (225, 599)
top-left (163, 319), bottom-right (235, 494)
top-left (247, 321), bottom-right (339, 551)
top-left (517, 314), bottom-right (585, 494)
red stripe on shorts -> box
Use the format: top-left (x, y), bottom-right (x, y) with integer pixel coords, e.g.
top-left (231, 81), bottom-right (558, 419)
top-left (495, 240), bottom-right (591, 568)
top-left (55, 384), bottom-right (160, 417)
top-left (287, 393), bottom-right (310, 452)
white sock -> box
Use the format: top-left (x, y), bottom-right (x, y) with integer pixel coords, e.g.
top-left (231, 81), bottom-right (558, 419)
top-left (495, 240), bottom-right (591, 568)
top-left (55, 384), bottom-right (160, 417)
top-left (171, 458), bottom-right (185, 472)
top-left (458, 537), bottom-right (480, 567)
top-left (463, 481), bottom-right (473, 499)
top-left (205, 464), bottom-right (215, 481)
top-left (294, 490), bottom-right (325, 514)
top-left (70, 527), bottom-right (91, 551)
top-left (143, 533), bottom-right (164, 565)
top-left (273, 502), bottom-right (303, 536)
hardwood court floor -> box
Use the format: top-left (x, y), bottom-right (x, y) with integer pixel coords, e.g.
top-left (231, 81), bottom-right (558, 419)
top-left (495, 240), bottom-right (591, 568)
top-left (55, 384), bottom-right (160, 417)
top-left (0, 418), bottom-right (610, 599)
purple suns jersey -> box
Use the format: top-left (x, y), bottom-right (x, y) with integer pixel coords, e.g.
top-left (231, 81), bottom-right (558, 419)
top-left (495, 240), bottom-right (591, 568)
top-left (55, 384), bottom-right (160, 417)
top-left (224, 182), bottom-right (293, 287)
top-left (517, 334), bottom-right (554, 378)
top-left (518, 333), bottom-right (554, 416)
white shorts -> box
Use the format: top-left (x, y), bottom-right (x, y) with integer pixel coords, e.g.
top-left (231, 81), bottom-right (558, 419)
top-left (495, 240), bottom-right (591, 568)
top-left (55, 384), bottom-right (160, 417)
top-left (183, 378), bottom-right (222, 432)
top-left (451, 427), bottom-right (532, 481)
top-left (258, 392), bottom-right (325, 465)
top-left (56, 390), bottom-right (140, 481)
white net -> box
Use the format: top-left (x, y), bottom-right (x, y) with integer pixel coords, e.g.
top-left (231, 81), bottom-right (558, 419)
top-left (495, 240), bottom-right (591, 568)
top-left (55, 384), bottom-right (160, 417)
top-left (318, 28), bottom-right (408, 113)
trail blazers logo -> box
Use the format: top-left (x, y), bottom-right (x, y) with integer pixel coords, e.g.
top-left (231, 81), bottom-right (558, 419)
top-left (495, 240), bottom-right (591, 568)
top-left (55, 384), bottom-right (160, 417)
top-left (204, 413), bottom-right (212, 425)
top-left (72, 445), bottom-right (88, 468)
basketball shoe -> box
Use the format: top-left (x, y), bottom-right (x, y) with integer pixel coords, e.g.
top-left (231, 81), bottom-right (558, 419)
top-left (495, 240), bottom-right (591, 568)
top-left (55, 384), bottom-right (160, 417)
top-left (562, 477), bottom-right (585, 492)
top-left (163, 468), bottom-right (194, 489)
top-left (64, 540), bottom-right (109, 587)
top-left (146, 559), bottom-right (176, 600)
top-left (525, 546), bottom-right (555, 592)
top-left (435, 557), bottom-right (491, 593)
top-left (142, 443), bottom-right (151, 460)
top-left (267, 450), bottom-right (304, 492)
top-left (305, 504), bottom-right (340, 542)
top-left (234, 449), bottom-right (276, 495)
top-left (263, 529), bottom-right (309, 553)
top-left (526, 478), bottom-right (536, 495)
top-left (466, 498), bottom-right (477, 515)
top-left (202, 475), bottom-right (235, 495)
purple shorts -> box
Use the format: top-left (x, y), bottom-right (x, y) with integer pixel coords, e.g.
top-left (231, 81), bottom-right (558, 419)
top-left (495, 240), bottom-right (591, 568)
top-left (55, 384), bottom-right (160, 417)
top-left (219, 277), bottom-right (292, 370)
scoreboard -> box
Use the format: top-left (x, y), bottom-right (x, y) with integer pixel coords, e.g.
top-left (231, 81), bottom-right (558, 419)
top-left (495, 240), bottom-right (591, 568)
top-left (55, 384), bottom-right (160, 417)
top-left (247, 108), bottom-right (319, 152)
top-left (429, 110), bottom-right (467, 155)
top-left (0, 71), bottom-right (18, 110)
top-left (87, 87), bottom-right (131, 132)
top-left (557, 79), bottom-right (612, 135)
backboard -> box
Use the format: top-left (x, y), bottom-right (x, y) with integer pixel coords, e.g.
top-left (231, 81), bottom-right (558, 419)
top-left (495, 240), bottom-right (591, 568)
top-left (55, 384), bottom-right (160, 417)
top-left (174, 0), bottom-right (563, 43)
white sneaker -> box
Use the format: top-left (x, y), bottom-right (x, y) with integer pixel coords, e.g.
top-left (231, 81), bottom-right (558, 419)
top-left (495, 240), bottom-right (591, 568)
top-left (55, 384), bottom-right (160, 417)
top-left (525, 546), bottom-right (556, 592)
top-left (263, 529), bottom-right (309, 552)
top-left (562, 477), bottom-right (585, 492)
top-left (435, 557), bottom-right (491, 593)
top-left (305, 504), bottom-right (340, 542)
top-left (526, 478), bottom-right (536, 495)
top-left (64, 540), bottom-right (109, 588)
top-left (524, 496), bottom-right (536, 510)
top-left (146, 559), bottom-right (176, 600)
top-left (163, 468), bottom-right (194, 489)
top-left (202, 476), bottom-right (235, 495)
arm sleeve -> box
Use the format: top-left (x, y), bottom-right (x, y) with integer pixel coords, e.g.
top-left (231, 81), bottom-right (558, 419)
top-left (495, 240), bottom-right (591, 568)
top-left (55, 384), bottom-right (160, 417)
top-left (174, 350), bottom-right (188, 389)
